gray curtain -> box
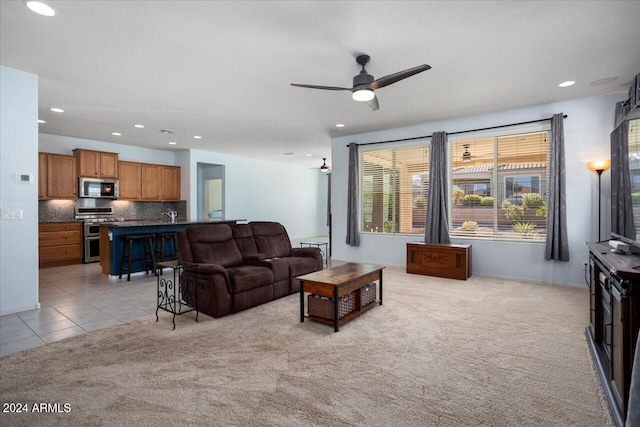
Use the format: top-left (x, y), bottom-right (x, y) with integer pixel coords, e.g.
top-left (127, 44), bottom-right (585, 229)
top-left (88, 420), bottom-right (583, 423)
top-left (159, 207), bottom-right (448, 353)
top-left (326, 173), bottom-right (331, 227)
top-left (544, 113), bottom-right (570, 261)
top-left (424, 132), bottom-right (450, 243)
top-left (346, 143), bottom-right (360, 246)
top-left (611, 119), bottom-right (635, 239)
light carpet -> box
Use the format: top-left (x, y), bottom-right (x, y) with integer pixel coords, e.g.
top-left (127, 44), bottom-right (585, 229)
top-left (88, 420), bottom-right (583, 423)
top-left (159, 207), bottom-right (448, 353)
top-left (0, 267), bottom-right (611, 426)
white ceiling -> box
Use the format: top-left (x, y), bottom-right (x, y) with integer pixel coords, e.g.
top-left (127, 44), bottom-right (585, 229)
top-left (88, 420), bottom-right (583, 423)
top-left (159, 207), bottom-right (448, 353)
top-left (1, 1), bottom-right (639, 169)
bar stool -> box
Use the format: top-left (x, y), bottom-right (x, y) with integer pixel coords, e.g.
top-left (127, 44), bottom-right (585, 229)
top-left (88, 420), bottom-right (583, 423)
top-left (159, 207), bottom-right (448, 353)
top-left (155, 232), bottom-right (178, 274)
top-left (119, 234), bottom-right (156, 282)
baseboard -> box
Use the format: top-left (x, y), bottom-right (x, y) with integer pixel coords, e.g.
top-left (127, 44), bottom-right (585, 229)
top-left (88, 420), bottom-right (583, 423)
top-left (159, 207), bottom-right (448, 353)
top-left (0, 302), bottom-right (41, 317)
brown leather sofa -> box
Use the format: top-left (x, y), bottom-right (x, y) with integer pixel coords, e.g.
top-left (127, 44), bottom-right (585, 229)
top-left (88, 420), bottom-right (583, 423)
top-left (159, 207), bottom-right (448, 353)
top-left (175, 221), bottom-right (322, 318)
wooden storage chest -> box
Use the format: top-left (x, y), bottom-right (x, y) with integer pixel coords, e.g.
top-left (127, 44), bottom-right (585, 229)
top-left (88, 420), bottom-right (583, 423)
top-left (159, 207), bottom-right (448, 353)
top-left (406, 242), bottom-right (472, 280)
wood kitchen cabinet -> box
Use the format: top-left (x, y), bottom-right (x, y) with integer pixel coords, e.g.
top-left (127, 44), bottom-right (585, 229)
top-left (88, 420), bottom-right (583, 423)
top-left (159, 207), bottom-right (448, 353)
top-left (118, 161), bottom-right (142, 200)
top-left (39, 153), bottom-right (77, 199)
top-left (141, 163), bottom-right (162, 200)
top-left (161, 166), bottom-right (180, 200)
top-left (139, 163), bottom-right (180, 201)
top-left (73, 149), bottom-right (119, 178)
top-left (38, 153), bottom-right (47, 199)
top-left (39, 222), bottom-right (82, 268)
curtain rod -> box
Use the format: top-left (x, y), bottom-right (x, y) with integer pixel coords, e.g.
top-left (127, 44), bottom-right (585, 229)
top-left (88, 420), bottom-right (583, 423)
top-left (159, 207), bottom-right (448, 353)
top-left (348, 114), bottom-right (567, 147)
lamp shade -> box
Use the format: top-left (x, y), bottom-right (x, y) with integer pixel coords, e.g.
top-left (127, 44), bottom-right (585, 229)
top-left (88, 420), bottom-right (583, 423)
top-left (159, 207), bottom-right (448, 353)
top-left (587, 159), bottom-right (611, 173)
top-left (352, 89), bottom-right (375, 102)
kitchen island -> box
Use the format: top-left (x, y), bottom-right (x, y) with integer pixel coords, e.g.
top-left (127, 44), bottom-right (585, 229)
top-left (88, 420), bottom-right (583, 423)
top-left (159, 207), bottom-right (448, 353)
top-left (99, 219), bottom-right (245, 276)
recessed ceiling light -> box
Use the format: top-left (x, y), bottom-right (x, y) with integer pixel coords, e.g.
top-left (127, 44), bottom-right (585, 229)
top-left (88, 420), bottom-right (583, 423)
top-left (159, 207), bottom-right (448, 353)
top-left (168, 141), bottom-right (177, 145)
top-left (558, 80), bottom-right (575, 88)
top-left (336, 123), bottom-right (345, 128)
top-left (24, 1), bottom-right (56, 17)
top-left (38, 119), bottom-right (46, 124)
top-left (49, 107), bottom-right (64, 113)
top-left (112, 132), bottom-right (122, 136)
top-left (305, 154), bottom-right (312, 157)
top-left (133, 124), bottom-right (144, 128)
top-left (193, 135), bottom-right (202, 139)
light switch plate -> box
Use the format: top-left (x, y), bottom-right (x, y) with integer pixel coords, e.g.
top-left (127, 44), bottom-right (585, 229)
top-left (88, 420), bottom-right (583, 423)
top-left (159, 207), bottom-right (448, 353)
top-left (1, 209), bottom-right (24, 220)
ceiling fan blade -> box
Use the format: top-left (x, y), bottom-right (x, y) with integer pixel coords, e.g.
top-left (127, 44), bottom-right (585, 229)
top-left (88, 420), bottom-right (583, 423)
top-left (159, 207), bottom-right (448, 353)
top-left (368, 64), bottom-right (431, 90)
top-left (290, 83), bottom-right (352, 91)
top-left (367, 94), bottom-right (379, 111)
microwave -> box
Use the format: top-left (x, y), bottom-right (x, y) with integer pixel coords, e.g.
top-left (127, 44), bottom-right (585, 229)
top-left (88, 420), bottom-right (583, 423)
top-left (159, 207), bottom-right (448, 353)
top-left (79, 177), bottom-right (119, 199)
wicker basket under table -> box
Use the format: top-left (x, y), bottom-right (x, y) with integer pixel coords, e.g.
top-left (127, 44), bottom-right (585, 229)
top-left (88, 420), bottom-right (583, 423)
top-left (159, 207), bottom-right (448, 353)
top-left (308, 293), bottom-right (356, 320)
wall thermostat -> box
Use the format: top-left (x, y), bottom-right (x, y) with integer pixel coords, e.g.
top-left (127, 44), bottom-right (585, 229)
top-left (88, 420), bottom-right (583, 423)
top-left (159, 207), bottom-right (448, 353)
top-left (15, 173), bottom-right (33, 183)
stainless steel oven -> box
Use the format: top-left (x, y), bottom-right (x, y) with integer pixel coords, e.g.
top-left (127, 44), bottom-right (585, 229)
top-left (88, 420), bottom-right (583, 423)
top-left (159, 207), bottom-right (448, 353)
top-left (75, 207), bottom-right (115, 263)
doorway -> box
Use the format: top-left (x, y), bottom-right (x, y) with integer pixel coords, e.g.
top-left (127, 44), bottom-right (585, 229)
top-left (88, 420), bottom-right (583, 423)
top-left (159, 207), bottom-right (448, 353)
top-left (197, 163), bottom-right (225, 220)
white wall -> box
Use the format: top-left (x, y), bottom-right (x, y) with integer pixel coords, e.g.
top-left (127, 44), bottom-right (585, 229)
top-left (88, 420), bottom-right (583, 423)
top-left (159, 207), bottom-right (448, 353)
top-left (0, 66), bottom-right (39, 314)
top-left (183, 149), bottom-right (328, 239)
top-left (39, 135), bottom-right (328, 239)
top-left (331, 92), bottom-right (626, 285)
top-left (39, 134), bottom-right (176, 165)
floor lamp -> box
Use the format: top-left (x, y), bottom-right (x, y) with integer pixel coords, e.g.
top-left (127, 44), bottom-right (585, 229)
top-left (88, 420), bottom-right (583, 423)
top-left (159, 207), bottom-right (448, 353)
top-left (587, 160), bottom-right (611, 242)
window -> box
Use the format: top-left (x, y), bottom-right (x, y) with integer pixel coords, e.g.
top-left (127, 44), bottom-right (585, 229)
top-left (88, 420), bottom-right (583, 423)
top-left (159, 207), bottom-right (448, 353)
top-left (358, 128), bottom-right (549, 241)
top-left (450, 131), bottom-right (549, 240)
top-left (360, 144), bottom-right (429, 234)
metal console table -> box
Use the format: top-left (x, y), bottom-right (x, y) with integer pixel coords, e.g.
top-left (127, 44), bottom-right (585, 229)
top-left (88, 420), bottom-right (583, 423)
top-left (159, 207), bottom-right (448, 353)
top-left (156, 260), bottom-right (198, 329)
top-left (300, 241), bottom-right (329, 268)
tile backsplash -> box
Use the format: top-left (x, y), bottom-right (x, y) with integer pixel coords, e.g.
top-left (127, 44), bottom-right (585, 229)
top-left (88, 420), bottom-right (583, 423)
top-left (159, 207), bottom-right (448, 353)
top-left (39, 199), bottom-right (187, 222)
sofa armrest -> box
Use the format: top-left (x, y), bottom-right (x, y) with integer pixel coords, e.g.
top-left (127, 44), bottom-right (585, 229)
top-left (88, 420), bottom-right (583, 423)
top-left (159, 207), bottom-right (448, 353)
top-left (290, 247), bottom-right (323, 271)
top-left (183, 262), bottom-right (232, 294)
top-left (290, 247), bottom-right (321, 258)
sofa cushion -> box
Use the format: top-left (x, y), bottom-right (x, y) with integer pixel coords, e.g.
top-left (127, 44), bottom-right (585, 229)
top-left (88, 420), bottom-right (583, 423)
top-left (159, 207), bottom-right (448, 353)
top-left (231, 224), bottom-right (259, 257)
top-left (186, 225), bottom-right (243, 268)
top-left (226, 265), bottom-right (274, 293)
top-left (286, 256), bottom-right (319, 278)
top-left (250, 222), bottom-right (292, 258)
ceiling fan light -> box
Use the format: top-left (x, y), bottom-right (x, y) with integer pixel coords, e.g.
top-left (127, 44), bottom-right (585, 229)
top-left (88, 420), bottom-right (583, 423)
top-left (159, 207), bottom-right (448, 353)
top-left (352, 89), bottom-right (375, 102)
top-left (320, 158), bottom-right (330, 173)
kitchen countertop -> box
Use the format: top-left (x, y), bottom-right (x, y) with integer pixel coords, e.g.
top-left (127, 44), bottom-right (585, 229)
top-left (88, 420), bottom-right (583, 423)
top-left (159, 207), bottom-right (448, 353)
top-left (100, 219), bottom-right (246, 228)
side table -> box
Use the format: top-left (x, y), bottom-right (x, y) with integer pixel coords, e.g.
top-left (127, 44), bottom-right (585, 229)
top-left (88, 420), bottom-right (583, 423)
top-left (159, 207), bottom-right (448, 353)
top-left (300, 241), bottom-right (329, 268)
top-left (156, 260), bottom-right (198, 329)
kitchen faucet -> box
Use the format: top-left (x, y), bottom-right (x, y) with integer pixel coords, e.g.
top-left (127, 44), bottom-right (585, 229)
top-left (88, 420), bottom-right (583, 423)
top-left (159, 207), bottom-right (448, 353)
top-left (163, 208), bottom-right (178, 223)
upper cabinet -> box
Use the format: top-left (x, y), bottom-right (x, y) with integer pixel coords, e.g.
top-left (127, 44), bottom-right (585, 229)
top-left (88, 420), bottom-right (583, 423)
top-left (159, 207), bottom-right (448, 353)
top-left (161, 166), bottom-right (180, 201)
top-left (141, 163), bottom-right (162, 200)
top-left (39, 153), bottom-right (77, 199)
top-left (73, 149), bottom-right (118, 178)
top-left (118, 161), bottom-right (142, 200)
top-left (122, 162), bottom-right (180, 201)
top-left (38, 150), bottom-right (180, 201)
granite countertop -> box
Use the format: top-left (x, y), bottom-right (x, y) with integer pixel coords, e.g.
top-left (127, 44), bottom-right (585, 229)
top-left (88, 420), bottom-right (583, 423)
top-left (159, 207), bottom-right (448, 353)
top-left (101, 219), bottom-right (245, 228)
top-left (39, 220), bottom-right (82, 224)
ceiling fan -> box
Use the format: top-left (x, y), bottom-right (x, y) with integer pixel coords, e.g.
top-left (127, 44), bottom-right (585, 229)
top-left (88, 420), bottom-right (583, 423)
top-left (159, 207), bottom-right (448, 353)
top-left (291, 54), bottom-right (431, 111)
top-left (309, 158), bottom-right (331, 173)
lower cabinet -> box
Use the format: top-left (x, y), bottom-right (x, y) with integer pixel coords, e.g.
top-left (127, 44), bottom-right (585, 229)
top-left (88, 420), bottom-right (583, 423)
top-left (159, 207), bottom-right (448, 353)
top-left (587, 242), bottom-right (639, 427)
top-left (39, 222), bottom-right (82, 268)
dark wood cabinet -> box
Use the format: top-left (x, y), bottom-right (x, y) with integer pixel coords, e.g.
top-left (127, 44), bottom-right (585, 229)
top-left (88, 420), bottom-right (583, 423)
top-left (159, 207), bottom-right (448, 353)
top-left (406, 242), bottom-right (471, 280)
top-left (587, 242), bottom-right (640, 427)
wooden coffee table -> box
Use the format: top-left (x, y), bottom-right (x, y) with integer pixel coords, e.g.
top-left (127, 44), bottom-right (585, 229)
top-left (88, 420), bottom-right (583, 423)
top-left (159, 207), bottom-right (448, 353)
top-left (298, 262), bottom-right (384, 332)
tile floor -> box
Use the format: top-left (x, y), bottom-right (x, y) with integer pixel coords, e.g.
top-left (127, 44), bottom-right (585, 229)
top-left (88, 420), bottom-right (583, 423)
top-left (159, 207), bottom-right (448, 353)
top-left (0, 263), bottom-right (158, 357)
top-left (0, 235), bottom-right (330, 357)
